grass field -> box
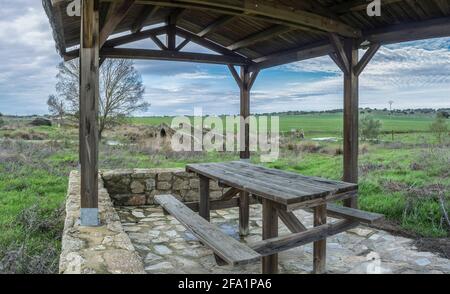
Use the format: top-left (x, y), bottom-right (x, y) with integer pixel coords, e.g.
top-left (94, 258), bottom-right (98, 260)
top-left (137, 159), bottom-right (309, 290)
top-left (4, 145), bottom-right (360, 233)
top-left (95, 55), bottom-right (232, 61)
top-left (130, 112), bottom-right (445, 135)
top-left (0, 111), bottom-right (449, 273)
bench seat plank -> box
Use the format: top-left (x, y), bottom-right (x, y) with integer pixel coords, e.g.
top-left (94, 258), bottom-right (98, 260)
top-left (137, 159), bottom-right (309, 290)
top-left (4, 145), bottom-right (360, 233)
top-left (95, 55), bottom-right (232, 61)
top-left (327, 204), bottom-right (384, 224)
top-left (154, 195), bottom-right (261, 266)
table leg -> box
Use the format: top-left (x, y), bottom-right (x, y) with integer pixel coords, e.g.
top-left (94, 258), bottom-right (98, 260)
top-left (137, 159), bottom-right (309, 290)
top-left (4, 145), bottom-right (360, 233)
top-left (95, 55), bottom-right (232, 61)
top-left (199, 175), bottom-right (210, 221)
top-left (262, 199), bottom-right (278, 274)
top-left (239, 191), bottom-right (250, 236)
top-left (313, 204), bottom-right (327, 274)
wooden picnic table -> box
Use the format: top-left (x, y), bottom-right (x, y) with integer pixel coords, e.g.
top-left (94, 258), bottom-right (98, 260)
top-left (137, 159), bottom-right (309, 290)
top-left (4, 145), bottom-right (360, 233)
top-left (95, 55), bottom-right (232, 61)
top-left (157, 161), bottom-right (383, 274)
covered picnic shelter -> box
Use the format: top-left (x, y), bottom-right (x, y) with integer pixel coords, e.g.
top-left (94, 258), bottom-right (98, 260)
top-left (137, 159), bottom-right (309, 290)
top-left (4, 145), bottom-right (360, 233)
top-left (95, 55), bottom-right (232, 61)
top-left (44, 0), bottom-right (450, 274)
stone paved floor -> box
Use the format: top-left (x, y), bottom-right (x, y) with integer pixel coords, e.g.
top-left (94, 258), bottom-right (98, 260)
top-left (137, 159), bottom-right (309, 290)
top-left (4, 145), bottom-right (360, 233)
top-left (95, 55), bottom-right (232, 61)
top-left (116, 205), bottom-right (450, 274)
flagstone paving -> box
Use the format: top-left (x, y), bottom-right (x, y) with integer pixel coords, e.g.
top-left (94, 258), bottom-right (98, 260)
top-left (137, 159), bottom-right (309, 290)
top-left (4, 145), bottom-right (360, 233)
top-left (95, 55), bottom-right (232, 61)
top-left (116, 205), bottom-right (450, 274)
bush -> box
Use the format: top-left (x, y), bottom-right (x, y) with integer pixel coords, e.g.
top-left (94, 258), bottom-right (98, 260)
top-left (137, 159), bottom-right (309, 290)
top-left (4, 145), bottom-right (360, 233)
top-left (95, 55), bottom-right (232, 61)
top-left (430, 113), bottom-right (449, 143)
top-left (361, 116), bottom-right (382, 141)
top-left (0, 117), bottom-right (4, 127)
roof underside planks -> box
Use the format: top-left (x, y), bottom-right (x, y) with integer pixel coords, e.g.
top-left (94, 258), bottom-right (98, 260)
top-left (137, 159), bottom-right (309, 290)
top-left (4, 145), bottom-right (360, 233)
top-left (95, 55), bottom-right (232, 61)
top-left (44, 0), bottom-right (450, 70)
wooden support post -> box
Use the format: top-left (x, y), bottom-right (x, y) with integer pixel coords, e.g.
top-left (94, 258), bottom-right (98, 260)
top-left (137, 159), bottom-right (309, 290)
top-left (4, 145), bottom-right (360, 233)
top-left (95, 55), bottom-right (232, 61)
top-left (239, 66), bottom-right (251, 236)
top-left (262, 199), bottom-right (278, 274)
top-left (343, 39), bottom-right (359, 208)
top-left (199, 175), bottom-right (210, 221)
top-left (240, 66), bottom-right (251, 160)
top-left (79, 0), bottom-right (100, 226)
top-left (239, 191), bottom-right (250, 236)
top-left (313, 204), bottom-right (327, 274)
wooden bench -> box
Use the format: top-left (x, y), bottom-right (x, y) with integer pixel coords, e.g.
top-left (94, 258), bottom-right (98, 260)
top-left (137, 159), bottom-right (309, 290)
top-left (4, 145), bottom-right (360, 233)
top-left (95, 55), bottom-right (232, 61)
top-left (154, 194), bottom-right (261, 266)
top-left (326, 204), bottom-right (384, 224)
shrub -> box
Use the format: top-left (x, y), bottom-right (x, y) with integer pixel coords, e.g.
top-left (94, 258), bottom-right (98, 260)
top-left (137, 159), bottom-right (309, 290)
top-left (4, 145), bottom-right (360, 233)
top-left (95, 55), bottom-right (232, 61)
top-left (0, 117), bottom-right (4, 127)
top-left (361, 116), bottom-right (382, 141)
top-left (430, 113), bottom-right (449, 143)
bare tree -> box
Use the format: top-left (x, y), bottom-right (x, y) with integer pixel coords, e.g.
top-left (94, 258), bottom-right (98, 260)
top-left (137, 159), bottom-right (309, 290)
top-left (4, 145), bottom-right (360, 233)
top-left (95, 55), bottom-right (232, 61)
top-left (47, 94), bottom-right (65, 127)
top-left (54, 59), bottom-right (149, 139)
top-left (388, 100), bottom-right (394, 113)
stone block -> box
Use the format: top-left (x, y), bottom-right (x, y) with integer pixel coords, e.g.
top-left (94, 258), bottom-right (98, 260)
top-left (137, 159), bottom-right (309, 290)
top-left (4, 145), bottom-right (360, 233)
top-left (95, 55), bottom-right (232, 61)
top-left (158, 172), bottom-right (173, 182)
top-left (157, 181), bottom-right (171, 190)
top-left (130, 180), bottom-right (145, 194)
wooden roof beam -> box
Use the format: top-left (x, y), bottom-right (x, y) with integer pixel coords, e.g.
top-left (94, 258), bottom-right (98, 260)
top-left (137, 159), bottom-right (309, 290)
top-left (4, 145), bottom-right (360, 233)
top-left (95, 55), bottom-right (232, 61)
top-left (198, 15), bottom-right (235, 37)
top-left (330, 0), bottom-right (404, 14)
top-left (131, 5), bottom-right (159, 33)
top-left (227, 25), bottom-right (293, 51)
top-left (100, 47), bottom-right (250, 65)
top-left (175, 27), bottom-right (253, 62)
top-left (363, 16), bottom-right (450, 45)
top-left (100, 0), bottom-right (135, 47)
top-left (138, 0), bottom-right (361, 37)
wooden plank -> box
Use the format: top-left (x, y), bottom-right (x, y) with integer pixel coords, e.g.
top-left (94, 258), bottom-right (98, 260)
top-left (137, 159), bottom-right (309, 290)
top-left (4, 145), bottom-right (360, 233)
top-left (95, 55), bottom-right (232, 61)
top-left (363, 16), bottom-right (450, 45)
top-left (286, 191), bottom-right (357, 211)
top-left (343, 38), bottom-right (359, 208)
top-left (227, 161), bottom-right (356, 192)
top-left (227, 25), bottom-right (292, 51)
top-left (262, 199), bottom-right (278, 274)
top-left (100, 0), bottom-right (135, 47)
top-left (239, 191), bottom-right (250, 236)
top-left (142, 0), bottom-right (361, 37)
top-left (100, 48), bottom-right (250, 65)
top-left (184, 195), bottom-right (258, 212)
top-left (198, 15), bottom-right (235, 37)
top-left (104, 25), bottom-right (168, 47)
top-left (79, 0), bottom-right (99, 221)
top-left (326, 204), bottom-right (384, 224)
top-left (131, 5), bottom-right (159, 33)
top-left (313, 204), bottom-right (327, 274)
top-left (278, 210), bottom-right (307, 232)
top-left (186, 162), bottom-right (357, 205)
top-left (199, 175), bottom-right (210, 221)
top-left (155, 195), bottom-right (261, 266)
top-left (249, 41), bottom-right (332, 72)
top-left (251, 220), bottom-right (358, 257)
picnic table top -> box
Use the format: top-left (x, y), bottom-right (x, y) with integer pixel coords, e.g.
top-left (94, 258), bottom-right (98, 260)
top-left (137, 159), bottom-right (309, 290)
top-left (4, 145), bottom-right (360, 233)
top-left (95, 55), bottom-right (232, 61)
top-left (186, 161), bottom-right (358, 206)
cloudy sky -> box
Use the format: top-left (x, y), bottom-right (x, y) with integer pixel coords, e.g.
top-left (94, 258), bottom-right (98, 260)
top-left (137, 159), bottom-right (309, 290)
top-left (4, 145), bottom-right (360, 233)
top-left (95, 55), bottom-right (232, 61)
top-left (0, 0), bottom-right (449, 116)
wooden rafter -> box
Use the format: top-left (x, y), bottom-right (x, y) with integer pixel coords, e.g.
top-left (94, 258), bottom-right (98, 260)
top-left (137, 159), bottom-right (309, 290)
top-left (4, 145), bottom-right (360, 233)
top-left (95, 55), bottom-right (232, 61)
top-left (139, 0), bottom-right (361, 37)
top-left (175, 27), bottom-right (251, 61)
top-left (227, 25), bottom-right (292, 51)
top-left (131, 5), bottom-right (159, 33)
top-left (198, 15), bottom-right (235, 37)
top-left (99, 0), bottom-right (135, 47)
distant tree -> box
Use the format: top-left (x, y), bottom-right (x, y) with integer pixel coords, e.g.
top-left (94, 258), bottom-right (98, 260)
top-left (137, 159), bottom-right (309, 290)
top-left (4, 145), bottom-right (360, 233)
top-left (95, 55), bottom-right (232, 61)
top-left (438, 111), bottom-right (450, 119)
top-left (361, 116), bottom-right (382, 141)
top-left (54, 59), bottom-right (149, 139)
top-left (0, 117), bottom-right (4, 127)
top-left (47, 94), bottom-right (66, 127)
top-left (430, 113), bottom-right (449, 143)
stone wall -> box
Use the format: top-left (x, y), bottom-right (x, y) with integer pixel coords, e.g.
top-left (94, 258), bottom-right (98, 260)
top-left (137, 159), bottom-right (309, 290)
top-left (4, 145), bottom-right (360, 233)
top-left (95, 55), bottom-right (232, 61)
top-left (59, 171), bottom-right (145, 274)
top-left (101, 168), bottom-right (228, 206)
